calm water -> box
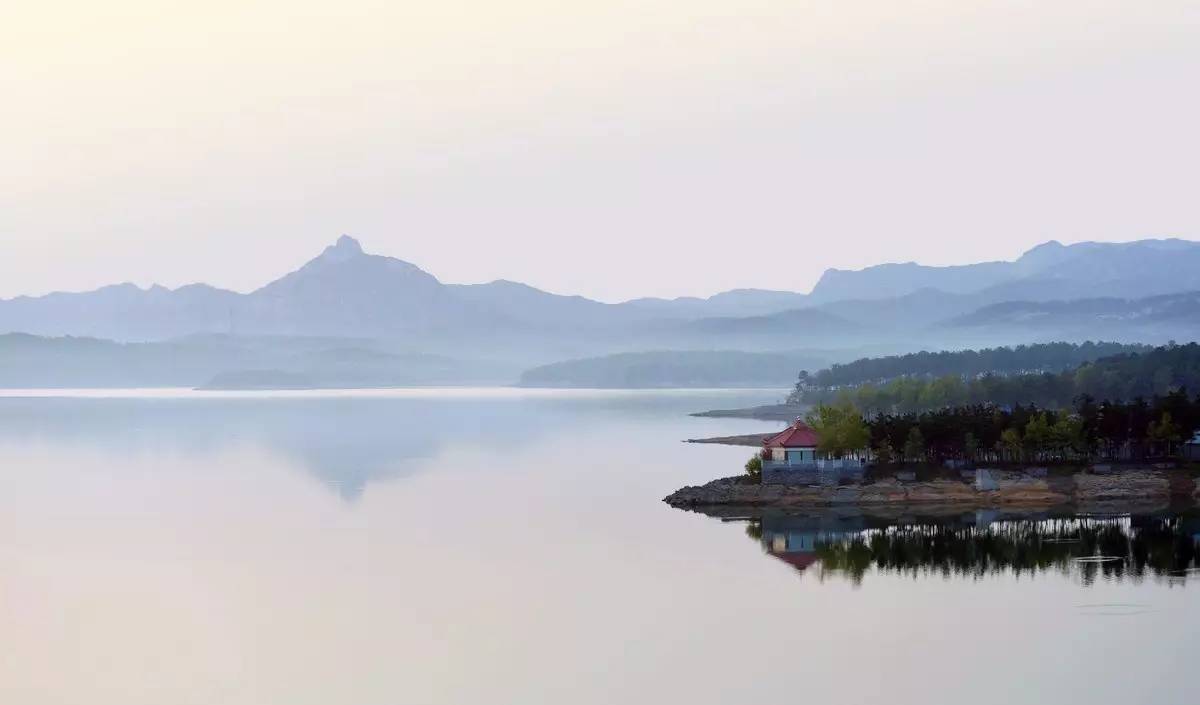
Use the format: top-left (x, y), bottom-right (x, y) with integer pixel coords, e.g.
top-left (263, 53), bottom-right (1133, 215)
top-left (0, 389), bottom-right (1196, 704)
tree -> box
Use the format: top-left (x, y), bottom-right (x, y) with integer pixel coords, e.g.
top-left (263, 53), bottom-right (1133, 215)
top-left (744, 455), bottom-right (762, 482)
top-left (806, 402), bottom-right (870, 459)
top-left (855, 391), bottom-right (1200, 465)
top-left (1024, 413), bottom-right (1054, 461)
top-left (1051, 414), bottom-right (1087, 461)
top-left (963, 432), bottom-right (978, 462)
top-left (1147, 412), bottom-right (1182, 457)
top-left (903, 427), bottom-right (925, 464)
top-left (786, 370), bottom-right (812, 404)
top-left (874, 439), bottom-right (895, 465)
top-left (998, 427), bottom-right (1023, 462)
top-left (796, 342), bottom-right (1200, 414)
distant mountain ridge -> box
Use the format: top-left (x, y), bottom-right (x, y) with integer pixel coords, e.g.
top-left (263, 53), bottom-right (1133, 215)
top-left (3, 235), bottom-right (1200, 356)
top-left (945, 291), bottom-right (1200, 332)
top-left (807, 238), bottom-right (1200, 303)
top-left (0, 236), bottom-right (820, 342)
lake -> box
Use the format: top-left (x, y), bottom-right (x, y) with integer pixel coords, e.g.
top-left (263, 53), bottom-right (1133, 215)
top-left (0, 389), bottom-right (1195, 704)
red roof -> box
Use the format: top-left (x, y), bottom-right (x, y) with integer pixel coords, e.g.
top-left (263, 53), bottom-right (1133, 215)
top-left (763, 419), bottom-right (820, 448)
top-left (770, 551), bottom-right (819, 572)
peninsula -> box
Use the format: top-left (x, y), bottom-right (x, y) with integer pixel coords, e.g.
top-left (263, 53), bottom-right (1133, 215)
top-left (669, 345), bottom-right (1200, 510)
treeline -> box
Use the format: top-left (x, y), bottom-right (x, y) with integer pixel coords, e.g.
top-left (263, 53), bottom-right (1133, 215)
top-left (799, 343), bottom-right (1200, 414)
top-left (790, 341), bottom-right (1146, 397)
top-left (865, 390), bottom-right (1199, 465)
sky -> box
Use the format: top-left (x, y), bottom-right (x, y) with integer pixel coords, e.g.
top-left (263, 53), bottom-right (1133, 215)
top-left (2, 0), bottom-right (1199, 302)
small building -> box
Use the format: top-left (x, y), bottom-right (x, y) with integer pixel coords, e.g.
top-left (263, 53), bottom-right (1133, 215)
top-left (760, 418), bottom-right (864, 483)
top-left (763, 418), bottom-right (820, 466)
top-left (1185, 432), bottom-right (1200, 461)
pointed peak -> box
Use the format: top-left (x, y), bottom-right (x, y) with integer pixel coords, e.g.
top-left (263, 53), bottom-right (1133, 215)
top-left (332, 234), bottom-right (363, 253)
top-left (315, 234), bottom-right (365, 263)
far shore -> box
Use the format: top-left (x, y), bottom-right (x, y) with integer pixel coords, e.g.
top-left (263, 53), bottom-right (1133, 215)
top-left (690, 403), bottom-right (806, 421)
top-left (684, 432), bottom-right (775, 446)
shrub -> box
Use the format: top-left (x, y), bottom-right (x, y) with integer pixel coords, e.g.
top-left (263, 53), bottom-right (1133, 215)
top-left (744, 454), bottom-right (763, 483)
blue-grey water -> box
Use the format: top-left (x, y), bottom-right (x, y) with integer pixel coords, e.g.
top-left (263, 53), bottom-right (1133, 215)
top-left (0, 389), bottom-right (1196, 704)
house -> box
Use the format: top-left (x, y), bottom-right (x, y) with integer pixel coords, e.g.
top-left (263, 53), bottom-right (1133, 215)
top-left (760, 417), bottom-right (864, 483)
top-left (762, 418), bottom-right (820, 466)
top-left (1185, 431), bottom-right (1200, 461)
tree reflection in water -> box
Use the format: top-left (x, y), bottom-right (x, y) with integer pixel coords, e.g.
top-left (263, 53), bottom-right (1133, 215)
top-left (747, 511), bottom-right (1200, 585)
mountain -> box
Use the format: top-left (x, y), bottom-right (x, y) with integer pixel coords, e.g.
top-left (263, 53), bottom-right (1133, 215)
top-left (811, 288), bottom-right (982, 329)
top-left (449, 279), bottom-right (633, 329)
top-left (3, 235), bottom-right (1200, 389)
top-left (646, 308), bottom-right (864, 350)
top-left (238, 235), bottom-right (500, 337)
top-left (622, 289), bottom-right (810, 318)
top-left (0, 236), bottom-right (816, 343)
top-left (0, 282), bottom-right (240, 339)
top-left (0, 236), bottom-right (508, 342)
top-left (944, 291), bottom-right (1200, 340)
top-left (807, 239), bottom-right (1200, 304)
top-left (809, 260), bottom-right (1014, 302)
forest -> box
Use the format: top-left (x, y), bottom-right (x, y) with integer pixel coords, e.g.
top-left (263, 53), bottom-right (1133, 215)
top-left (797, 389), bottom-right (1200, 466)
top-left (792, 341), bottom-right (1146, 392)
top-left (793, 342), bottom-right (1200, 414)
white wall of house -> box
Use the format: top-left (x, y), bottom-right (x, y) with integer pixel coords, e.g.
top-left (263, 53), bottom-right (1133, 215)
top-left (768, 446), bottom-right (817, 463)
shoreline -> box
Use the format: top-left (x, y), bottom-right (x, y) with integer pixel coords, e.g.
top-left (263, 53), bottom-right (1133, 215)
top-left (664, 469), bottom-right (1200, 510)
top-left (690, 403), bottom-right (806, 421)
top-left (684, 432), bottom-right (774, 446)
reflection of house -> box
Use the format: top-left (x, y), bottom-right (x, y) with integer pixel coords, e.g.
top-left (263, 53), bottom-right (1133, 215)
top-left (759, 515), bottom-right (866, 574)
top-left (1185, 432), bottom-right (1200, 461)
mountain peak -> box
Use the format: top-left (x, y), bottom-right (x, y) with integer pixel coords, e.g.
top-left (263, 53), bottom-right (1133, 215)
top-left (317, 235), bottom-right (365, 262)
top-left (1024, 239), bottom-right (1065, 253)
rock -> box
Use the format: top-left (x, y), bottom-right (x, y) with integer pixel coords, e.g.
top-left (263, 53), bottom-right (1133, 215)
top-left (663, 470), bottom-right (1181, 511)
top-left (1075, 471), bottom-right (1170, 501)
top-left (859, 482), bottom-right (907, 503)
top-left (906, 482), bottom-right (976, 503)
top-left (993, 480), bottom-right (1070, 505)
top-left (829, 487), bottom-right (862, 504)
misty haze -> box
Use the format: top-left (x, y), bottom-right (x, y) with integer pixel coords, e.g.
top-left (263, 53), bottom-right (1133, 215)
top-left (5, 2), bottom-right (1200, 704)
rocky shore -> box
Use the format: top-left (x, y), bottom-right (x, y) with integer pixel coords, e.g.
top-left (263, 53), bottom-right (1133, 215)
top-left (664, 469), bottom-right (1200, 510)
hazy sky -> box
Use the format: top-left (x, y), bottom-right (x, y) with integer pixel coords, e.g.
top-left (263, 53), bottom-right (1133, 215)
top-left (3, 1), bottom-right (1199, 302)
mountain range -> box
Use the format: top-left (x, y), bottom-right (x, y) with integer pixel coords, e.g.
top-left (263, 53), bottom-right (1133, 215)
top-left (2, 235), bottom-right (1199, 387)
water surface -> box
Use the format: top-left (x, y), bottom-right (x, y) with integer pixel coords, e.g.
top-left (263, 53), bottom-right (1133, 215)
top-left (0, 389), bottom-right (1194, 704)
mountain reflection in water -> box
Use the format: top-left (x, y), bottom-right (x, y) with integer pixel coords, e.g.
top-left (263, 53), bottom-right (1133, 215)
top-left (737, 510), bottom-right (1200, 585)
